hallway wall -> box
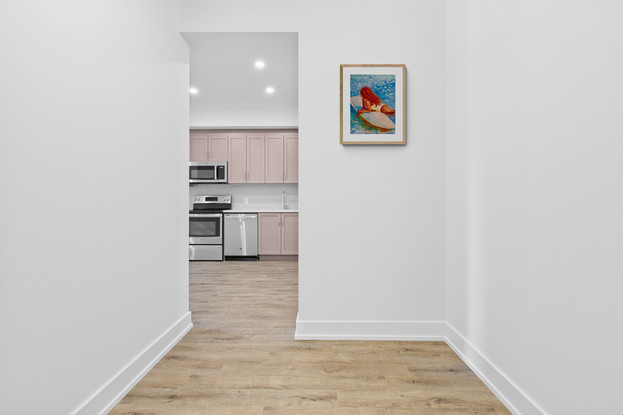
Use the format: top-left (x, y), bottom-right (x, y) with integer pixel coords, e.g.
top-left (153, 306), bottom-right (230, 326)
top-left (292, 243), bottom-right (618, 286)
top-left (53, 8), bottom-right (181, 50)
top-left (0, 1), bottom-right (190, 413)
top-left (445, 1), bottom-right (623, 414)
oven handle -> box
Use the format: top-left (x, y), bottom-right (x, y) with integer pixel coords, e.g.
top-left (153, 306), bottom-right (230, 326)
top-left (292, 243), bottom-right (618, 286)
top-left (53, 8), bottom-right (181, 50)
top-left (189, 213), bottom-right (223, 218)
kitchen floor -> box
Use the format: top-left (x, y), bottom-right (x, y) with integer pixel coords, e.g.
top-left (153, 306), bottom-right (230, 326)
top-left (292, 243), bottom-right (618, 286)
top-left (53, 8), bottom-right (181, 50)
top-left (110, 261), bottom-right (510, 414)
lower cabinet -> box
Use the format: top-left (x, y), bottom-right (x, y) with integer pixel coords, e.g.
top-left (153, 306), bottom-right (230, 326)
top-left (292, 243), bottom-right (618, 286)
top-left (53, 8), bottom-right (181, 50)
top-left (280, 213), bottom-right (299, 255)
top-left (258, 212), bottom-right (298, 256)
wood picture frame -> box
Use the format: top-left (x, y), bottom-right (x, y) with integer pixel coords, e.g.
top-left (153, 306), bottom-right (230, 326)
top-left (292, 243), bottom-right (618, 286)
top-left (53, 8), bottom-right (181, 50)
top-left (340, 64), bottom-right (406, 145)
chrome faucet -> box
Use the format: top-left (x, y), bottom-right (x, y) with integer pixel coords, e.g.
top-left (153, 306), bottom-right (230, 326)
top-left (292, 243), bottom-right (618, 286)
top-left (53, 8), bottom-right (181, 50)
top-left (281, 190), bottom-right (287, 210)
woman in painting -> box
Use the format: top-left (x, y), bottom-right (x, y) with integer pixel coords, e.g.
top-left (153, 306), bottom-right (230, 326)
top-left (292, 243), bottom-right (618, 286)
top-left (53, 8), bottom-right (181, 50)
top-left (357, 86), bottom-right (395, 116)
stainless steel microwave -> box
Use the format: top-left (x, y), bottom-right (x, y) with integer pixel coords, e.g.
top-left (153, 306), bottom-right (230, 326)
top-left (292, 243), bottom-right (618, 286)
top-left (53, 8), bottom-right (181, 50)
top-left (189, 161), bottom-right (228, 184)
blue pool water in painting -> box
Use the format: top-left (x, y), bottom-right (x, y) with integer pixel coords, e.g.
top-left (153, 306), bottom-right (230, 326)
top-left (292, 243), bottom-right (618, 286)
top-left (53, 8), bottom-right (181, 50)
top-left (350, 74), bottom-right (396, 134)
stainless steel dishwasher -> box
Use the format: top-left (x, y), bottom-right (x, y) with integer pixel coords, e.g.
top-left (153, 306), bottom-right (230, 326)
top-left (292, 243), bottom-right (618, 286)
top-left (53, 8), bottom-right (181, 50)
top-left (224, 213), bottom-right (258, 259)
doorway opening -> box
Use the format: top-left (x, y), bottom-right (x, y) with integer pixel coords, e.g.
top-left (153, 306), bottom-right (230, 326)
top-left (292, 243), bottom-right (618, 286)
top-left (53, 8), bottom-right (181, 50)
top-left (183, 31), bottom-right (299, 332)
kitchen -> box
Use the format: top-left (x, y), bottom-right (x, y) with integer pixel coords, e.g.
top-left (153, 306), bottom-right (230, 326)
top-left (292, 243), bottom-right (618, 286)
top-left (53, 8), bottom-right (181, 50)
top-left (184, 33), bottom-right (299, 263)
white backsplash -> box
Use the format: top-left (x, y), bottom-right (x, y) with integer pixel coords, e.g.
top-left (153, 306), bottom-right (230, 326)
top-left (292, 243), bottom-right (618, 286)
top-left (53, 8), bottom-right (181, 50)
top-left (189, 183), bottom-right (298, 210)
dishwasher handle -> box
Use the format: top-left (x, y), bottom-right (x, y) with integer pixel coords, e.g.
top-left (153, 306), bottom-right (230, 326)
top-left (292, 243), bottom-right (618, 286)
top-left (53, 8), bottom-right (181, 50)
top-left (225, 213), bottom-right (257, 219)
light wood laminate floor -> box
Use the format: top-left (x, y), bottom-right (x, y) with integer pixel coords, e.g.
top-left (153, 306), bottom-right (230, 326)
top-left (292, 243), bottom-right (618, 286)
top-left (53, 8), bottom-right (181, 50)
top-left (110, 261), bottom-right (510, 414)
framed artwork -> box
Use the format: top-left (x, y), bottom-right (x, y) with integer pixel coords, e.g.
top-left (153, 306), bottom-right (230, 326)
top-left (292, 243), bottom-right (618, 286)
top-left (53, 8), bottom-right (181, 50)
top-left (340, 64), bottom-right (406, 145)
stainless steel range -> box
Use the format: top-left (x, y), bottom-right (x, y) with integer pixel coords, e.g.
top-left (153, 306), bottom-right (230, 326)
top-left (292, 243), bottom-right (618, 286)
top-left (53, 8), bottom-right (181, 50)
top-left (189, 195), bottom-right (231, 261)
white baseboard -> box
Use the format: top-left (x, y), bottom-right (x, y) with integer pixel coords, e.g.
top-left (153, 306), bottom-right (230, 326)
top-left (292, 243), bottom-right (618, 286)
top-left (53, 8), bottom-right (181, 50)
top-left (70, 313), bottom-right (543, 415)
top-left (72, 312), bottom-right (193, 415)
top-left (444, 323), bottom-right (546, 415)
top-left (295, 314), bottom-right (446, 341)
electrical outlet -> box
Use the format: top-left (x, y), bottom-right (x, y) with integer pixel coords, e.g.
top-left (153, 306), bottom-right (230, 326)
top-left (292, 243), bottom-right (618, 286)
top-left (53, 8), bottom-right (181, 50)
top-left (244, 198), bottom-right (248, 204)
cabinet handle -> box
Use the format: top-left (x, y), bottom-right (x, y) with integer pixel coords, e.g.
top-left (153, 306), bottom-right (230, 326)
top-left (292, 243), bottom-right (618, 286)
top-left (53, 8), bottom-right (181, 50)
top-left (206, 148), bottom-right (210, 159)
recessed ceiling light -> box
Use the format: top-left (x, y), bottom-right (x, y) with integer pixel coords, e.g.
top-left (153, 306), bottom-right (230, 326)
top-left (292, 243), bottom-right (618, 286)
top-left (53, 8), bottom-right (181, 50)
top-left (254, 60), bottom-right (265, 69)
top-left (265, 86), bottom-right (275, 94)
top-left (189, 87), bottom-right (199, 95)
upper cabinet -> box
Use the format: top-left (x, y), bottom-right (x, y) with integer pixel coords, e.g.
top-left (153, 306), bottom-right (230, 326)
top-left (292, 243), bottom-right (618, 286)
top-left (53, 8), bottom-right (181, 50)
top-left (190, 130), bottom-right (298, 184)
top-left (190, 133), bottom-right (208, 161)
top-left (189, 132), bottom-right (228, 162)
top-left (228, 134), bottom-right (247, 183)
top-left (266, 134), bottom-right (285, 183)
top-left (246, 134), bottom-right (266, 183)
top-left (284, 134), bottom-right (298, 183)
top-left (266, 132), bottom-right (298, 183)
top-left (229, 134), bottom-right (266, 183)
top-left (208, 135), bottom-right (228, 161)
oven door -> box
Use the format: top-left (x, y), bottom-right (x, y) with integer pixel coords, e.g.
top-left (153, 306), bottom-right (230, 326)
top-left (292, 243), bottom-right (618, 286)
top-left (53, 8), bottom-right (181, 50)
top-left (189, 213), bottom-right (223, 244)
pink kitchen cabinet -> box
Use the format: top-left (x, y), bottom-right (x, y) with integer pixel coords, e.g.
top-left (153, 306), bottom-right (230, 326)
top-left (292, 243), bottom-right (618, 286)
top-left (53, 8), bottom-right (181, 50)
top-left (258, 213), bottom-right (282, 255)
top-left (265, 133), bottom-right (298, 183)
top-left (281, 213), bottom-right (299, 255)
top-left (190, 132), bottom-right (227, 162)
top-left (258, 212), bottom-right (298, 256)
top-left (230, 134), bottom-right (265, 183)
top-left (208, 134), bottom-right (228, 162)
top-left (228, 134), bottom-right (247, 183)
top-left (284, 134), bottom-right (298, 183)
top-left (246, 134), bottom-right (266, 183)
top-left (265, 134), bottom-right (285, 183)
top-left (190, 130), bottom-right (297, 184)
top-left (190, 132), bottom-right (208, 161)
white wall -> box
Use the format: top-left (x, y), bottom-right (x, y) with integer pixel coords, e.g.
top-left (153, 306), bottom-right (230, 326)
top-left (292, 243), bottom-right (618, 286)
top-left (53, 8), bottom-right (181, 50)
top-left (445, 1), bottom-right (623, 414)
top-left (190, 106), bottom-right (298, 129)
top-left (180, 0), bottom-right (447, 338)
top-left (0, 1), bottom-right (190, 414)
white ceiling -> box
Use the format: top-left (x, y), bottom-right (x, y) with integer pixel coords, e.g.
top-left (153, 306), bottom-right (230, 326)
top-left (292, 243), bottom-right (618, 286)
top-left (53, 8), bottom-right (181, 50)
top-left (183, 32), bottom-right (298, 126)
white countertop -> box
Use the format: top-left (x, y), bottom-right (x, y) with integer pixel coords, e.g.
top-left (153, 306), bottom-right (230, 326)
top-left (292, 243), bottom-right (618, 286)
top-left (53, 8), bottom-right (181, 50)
top-left (225, 204), bottom-right (298, 213)
top-left (225, 208), bottom-right (298, 213)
